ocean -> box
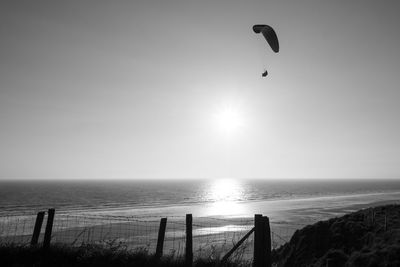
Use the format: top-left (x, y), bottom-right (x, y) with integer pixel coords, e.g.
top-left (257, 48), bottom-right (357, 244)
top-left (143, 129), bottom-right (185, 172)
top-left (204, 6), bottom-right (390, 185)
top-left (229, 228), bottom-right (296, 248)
top-left (1, 178), bottom-right (400, 218)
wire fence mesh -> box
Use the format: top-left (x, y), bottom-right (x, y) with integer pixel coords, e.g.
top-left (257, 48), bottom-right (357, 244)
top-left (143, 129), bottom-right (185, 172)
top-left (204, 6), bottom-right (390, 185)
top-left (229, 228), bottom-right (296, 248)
top-left (0, 211), bottom-right (308, 261)
top-left (0, 212), bottom-right (37, 245)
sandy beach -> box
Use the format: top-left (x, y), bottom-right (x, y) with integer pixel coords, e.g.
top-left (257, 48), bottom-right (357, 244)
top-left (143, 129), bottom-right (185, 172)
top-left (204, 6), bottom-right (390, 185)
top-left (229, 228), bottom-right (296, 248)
top-left (70, 190), bottom-right (400, 227)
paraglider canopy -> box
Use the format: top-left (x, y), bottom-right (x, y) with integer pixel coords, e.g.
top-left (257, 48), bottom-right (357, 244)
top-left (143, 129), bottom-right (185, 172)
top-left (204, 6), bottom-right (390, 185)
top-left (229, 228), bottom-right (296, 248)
top-left (253, 25), bottom-right (279, 53)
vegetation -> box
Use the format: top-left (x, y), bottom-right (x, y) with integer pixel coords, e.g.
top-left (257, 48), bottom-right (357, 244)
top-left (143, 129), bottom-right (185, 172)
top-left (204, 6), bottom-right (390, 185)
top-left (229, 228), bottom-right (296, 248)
top-left (272, 204), bottom-right (400, 267)
top-left (0, 243), bottom-right (250, 267)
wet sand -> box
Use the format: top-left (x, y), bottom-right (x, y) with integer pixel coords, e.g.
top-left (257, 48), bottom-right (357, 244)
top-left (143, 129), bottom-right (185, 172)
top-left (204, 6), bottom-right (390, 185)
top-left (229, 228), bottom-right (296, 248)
top-left (70, 190), bottom-right (400, 226)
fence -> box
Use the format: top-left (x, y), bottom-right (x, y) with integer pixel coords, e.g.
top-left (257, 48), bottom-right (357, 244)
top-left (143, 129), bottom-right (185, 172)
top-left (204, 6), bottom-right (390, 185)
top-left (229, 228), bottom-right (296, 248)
top-left (0, 209), bottom-right (306, 266)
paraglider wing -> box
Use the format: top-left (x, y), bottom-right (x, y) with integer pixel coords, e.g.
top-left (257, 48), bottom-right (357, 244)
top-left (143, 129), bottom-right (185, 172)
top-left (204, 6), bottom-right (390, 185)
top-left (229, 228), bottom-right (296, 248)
top-left (261, 26), bottom-right (279, 53)
top-left (253, 24), bottom-right (279, 53)
top-left (253, 24), bottom-right (266, 34)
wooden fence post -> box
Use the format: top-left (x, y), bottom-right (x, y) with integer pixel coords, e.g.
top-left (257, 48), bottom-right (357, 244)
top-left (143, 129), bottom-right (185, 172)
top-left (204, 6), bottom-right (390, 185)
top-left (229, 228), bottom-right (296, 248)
top-left (384, 211), bottom-right (388, 231)
top-left (372, 209), bottom-right (375, 225)
top-left (155, 218), bottom-right (167, 258)
top-left (253, 214), bottom-right (272, 267)
top-left (254, 214), bottom-right (264, 267)
top-left (43, 208), bottom-right (55, 249)
top-left (263, 216), bottom-right (272, 267)
top-left (185, 214), bottom-right (193, 267)
top-left (31, 211), bottom-right (45, 245)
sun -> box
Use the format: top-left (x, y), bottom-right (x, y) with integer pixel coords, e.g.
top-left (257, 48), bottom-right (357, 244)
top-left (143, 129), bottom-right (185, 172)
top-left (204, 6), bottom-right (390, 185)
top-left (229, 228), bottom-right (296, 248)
top-left (213, 104), bottom-right (244, 135)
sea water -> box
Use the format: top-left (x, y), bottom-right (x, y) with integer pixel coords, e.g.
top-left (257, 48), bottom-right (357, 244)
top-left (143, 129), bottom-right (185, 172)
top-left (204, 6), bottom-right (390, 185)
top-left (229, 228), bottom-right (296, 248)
top-left (1, 178), bottom-right (400, 217)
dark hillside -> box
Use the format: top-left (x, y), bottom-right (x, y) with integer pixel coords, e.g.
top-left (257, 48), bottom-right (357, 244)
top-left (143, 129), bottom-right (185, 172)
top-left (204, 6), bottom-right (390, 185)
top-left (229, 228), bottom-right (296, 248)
top-left (272, 205), bottom-right (400, 267)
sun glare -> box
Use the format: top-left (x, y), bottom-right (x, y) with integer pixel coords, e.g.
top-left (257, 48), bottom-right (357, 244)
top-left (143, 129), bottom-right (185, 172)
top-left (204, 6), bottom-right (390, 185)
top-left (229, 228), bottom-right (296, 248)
top-left (213, 104), bottom-right (244, 135)
top-left (209, 178), bottom-right (243, 201)
top-left (206, 178), bottom-right (245, 216)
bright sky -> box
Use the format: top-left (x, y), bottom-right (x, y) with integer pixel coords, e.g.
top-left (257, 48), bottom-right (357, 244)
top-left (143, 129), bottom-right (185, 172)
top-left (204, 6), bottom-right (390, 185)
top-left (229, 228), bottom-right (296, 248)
top-left (1, 0), bottom-right (400, 179)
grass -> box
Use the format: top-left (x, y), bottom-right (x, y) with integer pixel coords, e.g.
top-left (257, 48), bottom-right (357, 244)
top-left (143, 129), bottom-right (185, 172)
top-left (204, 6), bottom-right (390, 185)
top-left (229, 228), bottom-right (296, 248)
top-left (272, 204), bottom-right (400, 267)
top-left (0, 243), bottom-right (251, 267)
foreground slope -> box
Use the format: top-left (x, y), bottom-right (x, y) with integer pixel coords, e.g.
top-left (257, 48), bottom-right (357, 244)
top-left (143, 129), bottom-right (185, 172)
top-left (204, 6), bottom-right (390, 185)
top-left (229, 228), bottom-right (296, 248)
top-left (272, 204), bottom-right (400, 267)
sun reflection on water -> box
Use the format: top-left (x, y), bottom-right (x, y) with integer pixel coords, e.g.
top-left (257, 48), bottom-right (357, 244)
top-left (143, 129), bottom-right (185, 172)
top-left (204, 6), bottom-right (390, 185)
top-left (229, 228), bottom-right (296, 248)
top-left (206, 178), bottom-right (245, 216)
top-left (208, 178), bottom-right (243, 201)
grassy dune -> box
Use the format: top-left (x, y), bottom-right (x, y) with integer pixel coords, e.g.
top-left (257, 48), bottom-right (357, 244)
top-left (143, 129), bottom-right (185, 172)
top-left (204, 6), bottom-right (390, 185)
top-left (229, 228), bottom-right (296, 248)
top-left (272, 204), bottom-right (400, 267)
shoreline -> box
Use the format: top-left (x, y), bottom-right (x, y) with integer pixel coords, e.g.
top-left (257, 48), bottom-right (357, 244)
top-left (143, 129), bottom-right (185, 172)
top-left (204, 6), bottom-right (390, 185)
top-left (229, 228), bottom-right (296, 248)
top-left (69, 190), bottom-right (400, 220)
